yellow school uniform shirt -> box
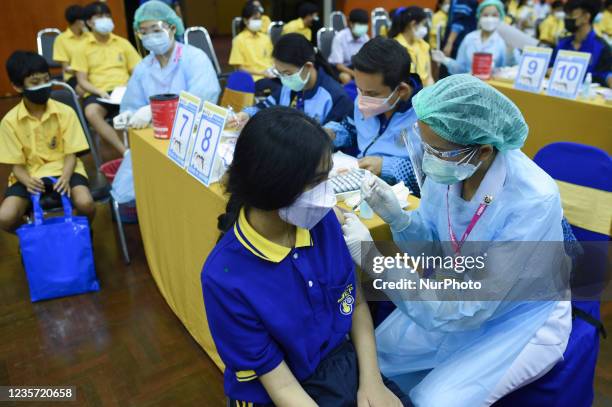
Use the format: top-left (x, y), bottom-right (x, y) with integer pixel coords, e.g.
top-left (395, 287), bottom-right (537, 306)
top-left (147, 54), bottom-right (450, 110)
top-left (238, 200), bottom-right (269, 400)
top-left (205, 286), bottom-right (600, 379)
top-left (508, 0), bottom-right (519, 18)
top-left (229, 30), bottom-right (273, 81)
top-left (261, 15), bottom-right (272, 33)
top-left (71, 33), bottom-right (141, 95)
top-left (395, 34), bottom-right (432, 85)
top-left (0, 99), bottom-right (89, 186)
top-left (594, 10), bottom-right (612, 37)
top-left (53, 29), bottom-right (90, 81)
top-left (429, 10), bottom-right (448, 49)
top-left (539, 15), bottom-right (565, 45)
top-left (282, 18), bottom-right (312, 41)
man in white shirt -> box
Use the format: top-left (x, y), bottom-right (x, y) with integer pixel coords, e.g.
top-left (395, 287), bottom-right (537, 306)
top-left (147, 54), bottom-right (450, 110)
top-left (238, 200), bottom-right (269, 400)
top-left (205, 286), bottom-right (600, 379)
top-left (328, 9), bottom-right (370, 84)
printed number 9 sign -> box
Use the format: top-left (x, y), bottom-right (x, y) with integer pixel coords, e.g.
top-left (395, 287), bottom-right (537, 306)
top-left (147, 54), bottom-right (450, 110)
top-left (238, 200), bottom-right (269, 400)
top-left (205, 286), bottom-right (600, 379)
top-left (514, 48), bottom-right (551, 93)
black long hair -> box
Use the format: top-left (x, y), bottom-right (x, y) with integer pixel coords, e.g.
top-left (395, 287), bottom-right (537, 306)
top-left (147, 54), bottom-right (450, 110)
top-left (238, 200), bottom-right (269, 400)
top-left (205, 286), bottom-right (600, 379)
top-left (272, 33), bottom-right (340, 82)
top-left (239, 3), bottom-right (260, 31)
top-left (388, 6), bottom-right (427, 38)
top-left (217, 107), bottom-right (333, 234)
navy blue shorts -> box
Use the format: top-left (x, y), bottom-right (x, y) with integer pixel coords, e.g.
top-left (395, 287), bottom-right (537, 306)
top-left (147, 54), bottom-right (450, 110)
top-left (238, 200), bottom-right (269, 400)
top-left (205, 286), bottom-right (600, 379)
top-left (228, 340), bottom-right (412, 407)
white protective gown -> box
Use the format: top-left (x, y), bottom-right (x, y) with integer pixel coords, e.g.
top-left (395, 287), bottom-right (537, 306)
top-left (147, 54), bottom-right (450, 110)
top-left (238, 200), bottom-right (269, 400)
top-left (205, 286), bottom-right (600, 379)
top-left (375, 149), bottom-right (572, 406)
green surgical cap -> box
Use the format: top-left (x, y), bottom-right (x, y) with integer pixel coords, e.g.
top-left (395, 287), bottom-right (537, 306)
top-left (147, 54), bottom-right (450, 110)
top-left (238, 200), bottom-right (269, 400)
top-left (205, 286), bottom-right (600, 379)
top-left (412, 74), bottom-right (528, 151)
top-left (134, 0), bottom-right (185, 39)
top-left (477, 0), bottom-right (506, 20)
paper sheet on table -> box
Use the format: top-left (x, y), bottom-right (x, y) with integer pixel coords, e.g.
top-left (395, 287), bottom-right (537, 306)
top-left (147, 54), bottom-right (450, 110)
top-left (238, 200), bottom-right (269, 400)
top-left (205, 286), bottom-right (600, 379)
top-left (497, 23), bottom-right (539, 50)
top-left (331, 151), bottom-right (359, 176)
top-left (97, 86), bottom-right (126, 105)
top-left (344, 181), bottom-right (411, 210)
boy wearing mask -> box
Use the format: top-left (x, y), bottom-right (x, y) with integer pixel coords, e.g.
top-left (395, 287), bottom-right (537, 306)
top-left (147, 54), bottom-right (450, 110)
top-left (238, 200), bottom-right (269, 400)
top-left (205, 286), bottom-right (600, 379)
top-left (539, 1), bottom-right (567, 46)
top-left (283, 2), bottom-right (319, 41)
top-left (73, 1), bottom-right (141, 156)
top-left (328, 8), bottom-right (370, 84)
top-left (0, 52), bottom-right (95, 232)
top-left (552, 0), bottom-right (612, 87)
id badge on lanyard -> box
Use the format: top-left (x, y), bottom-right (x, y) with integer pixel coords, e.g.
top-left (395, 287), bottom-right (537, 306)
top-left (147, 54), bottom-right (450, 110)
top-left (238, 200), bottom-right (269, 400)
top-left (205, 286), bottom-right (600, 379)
top-left (446, 186), bottom-right (493, 255)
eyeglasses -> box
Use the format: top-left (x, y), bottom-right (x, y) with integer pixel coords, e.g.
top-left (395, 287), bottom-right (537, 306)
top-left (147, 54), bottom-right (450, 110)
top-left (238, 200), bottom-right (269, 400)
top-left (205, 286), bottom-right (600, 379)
top-left (270, 65), bottom-right (305, 78)
top-left (412, 122), bottom-right (475, 159)
top-left (136, 22), bottom-right (170, 38)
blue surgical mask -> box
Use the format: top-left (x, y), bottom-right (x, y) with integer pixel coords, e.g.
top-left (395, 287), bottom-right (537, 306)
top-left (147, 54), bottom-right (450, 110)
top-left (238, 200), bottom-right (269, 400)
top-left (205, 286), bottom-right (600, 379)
top-left (93, 17), bottom-right (114, 34)
top-left (280, 65), bottom-right (311, 92)
top-left (422, 147), bottom-right (482, 184)
top-left (142, 31), bottom-right (172, 55)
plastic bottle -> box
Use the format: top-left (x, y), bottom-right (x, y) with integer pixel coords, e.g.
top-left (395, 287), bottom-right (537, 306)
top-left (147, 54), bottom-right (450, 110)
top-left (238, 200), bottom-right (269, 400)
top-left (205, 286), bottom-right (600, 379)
top-left (581, 72), bottom-right (592, 99)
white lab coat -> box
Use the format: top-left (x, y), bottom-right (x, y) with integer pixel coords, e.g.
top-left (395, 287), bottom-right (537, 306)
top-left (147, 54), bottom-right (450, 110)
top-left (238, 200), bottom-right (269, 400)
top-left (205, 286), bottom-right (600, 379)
top-left (375, 149), bottom-right (572, 406)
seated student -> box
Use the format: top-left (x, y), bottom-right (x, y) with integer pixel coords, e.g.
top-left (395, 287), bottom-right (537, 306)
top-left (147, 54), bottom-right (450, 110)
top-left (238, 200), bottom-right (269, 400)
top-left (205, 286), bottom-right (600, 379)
top-left (430, 0), bottom-right (450, 49)
top-left (282, 2), bottom-right (319, 42)
top-left (72, 1), bottom-right (141, 156)
top-left (539, 1), bottom-right (567, 46)
top-left (53, 5), bottom-right (89, 92)
top-left (328, 8), bottom-right (370, 84)
top-left (389, 7), bottom-right (434, 86)
top-left (229, 3), bottom-right (278, 94)
top-left (594, 0), bottom-right (612, 42)
top-left (433, 0), bottom-right (510, 74)
top-left (202, 106), bottom-right (410, 407)
top-left (516, 0), bottom-right (538, 36)
top-left (247, 0), bottom-right (271, 33)
top-left (228, 34), bottom-right (353, 127)
top-left (0, 52), bottom-right (95, 232)
top-left (114, 0), bottom-right (221, 129)
top-left (553, 0), bottom-right (612, 87)
top-left (324, 37), bottom-right (423, 196)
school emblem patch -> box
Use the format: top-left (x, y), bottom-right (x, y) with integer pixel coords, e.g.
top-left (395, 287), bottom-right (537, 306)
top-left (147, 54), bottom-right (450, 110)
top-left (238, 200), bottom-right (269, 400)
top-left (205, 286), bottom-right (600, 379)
top-left (338, 284), bottom-right (354, 315)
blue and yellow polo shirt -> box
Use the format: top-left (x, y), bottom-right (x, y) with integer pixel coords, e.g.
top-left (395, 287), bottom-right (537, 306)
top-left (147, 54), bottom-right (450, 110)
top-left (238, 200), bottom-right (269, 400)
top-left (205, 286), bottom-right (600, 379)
top-left (201, 208), bottom-right (355, 403)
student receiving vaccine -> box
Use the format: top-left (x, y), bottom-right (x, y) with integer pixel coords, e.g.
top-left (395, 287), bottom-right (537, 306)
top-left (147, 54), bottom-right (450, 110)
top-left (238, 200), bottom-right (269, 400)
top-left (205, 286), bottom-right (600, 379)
top-left (433, 0), bottom-right (510, 74)
top-left (227, 34), bottom-right (353, 127)
top-left (113, 0), bottom-right (220, 130)
top-left (342, 75), bottom-right (571, 407)
top-left (389, 7), bottom-right (434, 86)
top-left (202, 107), bottom-right (410, 407)
top-left (324, 37), bottom-right (423, 196)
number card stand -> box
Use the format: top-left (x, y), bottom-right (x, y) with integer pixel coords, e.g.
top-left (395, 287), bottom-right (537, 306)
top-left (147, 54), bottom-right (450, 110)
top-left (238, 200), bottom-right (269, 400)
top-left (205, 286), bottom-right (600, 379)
top-left (514, 46), bottom-right (552, 93)
top-left (186, 102), bottom-right (229, 187)
top-left (547, 50), bottom-right (591, 100)
top-left (167, 91), bottom-right (202, 167)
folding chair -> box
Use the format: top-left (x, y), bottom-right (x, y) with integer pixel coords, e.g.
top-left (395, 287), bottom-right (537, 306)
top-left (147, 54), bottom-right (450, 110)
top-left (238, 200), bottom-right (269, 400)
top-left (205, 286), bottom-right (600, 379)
top-left (268, 21), bottom-right (284, 45)
top-left (49, 81), bottom-right (131, 264)
top-left (232, 17), bottom-right (242, 38)
top-left (317, 28), bottom-right (335, 61)
top-left (372, 15), bottom-right (390, 38)
top-left (36, 28), bottom-right (62, 69)
top-left (330, 11), bottom-right (347, 32)
top-left (219, 71), bottom-right (255, 113)
top-left (495, 142), bottom-right (610, 407)
top-left (371, 7), bottom-right (389, 22)
top-left (184, 26), bottom-right (223, 77)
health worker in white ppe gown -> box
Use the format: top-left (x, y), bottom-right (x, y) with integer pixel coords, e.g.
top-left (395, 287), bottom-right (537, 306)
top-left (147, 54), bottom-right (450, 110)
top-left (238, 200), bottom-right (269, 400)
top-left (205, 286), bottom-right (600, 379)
top-left (342, 74), bottom-right (572, 407)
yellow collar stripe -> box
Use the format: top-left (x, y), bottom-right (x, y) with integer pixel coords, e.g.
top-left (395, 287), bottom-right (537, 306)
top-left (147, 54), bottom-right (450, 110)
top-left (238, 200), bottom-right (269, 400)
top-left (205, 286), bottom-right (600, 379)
top-left (234, 208), bottom-right (313, 263)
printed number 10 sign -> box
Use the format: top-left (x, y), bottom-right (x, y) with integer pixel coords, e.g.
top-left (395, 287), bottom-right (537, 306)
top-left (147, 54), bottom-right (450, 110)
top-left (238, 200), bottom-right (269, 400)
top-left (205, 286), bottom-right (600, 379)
top-left (547, 50), bottom-right (591, 99)
top-left (514, 46), bottom-right (552, 93)
top-left (187, 102), bottom-right (229, 187)
top-left (167, 91), bottom-right (202, 167)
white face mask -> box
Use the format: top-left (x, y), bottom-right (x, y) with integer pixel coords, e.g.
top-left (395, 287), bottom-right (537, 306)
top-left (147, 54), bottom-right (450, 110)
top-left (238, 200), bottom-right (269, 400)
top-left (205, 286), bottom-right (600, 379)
top-left (441, 4), bottom-right (450, 13)
top-left (248, 18), bottom-right (262, 32)
top-left (414, 25), bottom-right (428, 39)
top-left (480, 16), bottom-right (500, 32)
top-left (93, 17), bottom-right (114, 34)
top-left (554, 11), bottom-right (566, 20)
top-left (279, 180), bottom-right (337, 229)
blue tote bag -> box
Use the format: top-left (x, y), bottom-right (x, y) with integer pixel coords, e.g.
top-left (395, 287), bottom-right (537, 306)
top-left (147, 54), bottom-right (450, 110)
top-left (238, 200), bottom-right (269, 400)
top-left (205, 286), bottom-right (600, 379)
top-left (16, 181), bottom-right (99, 302)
